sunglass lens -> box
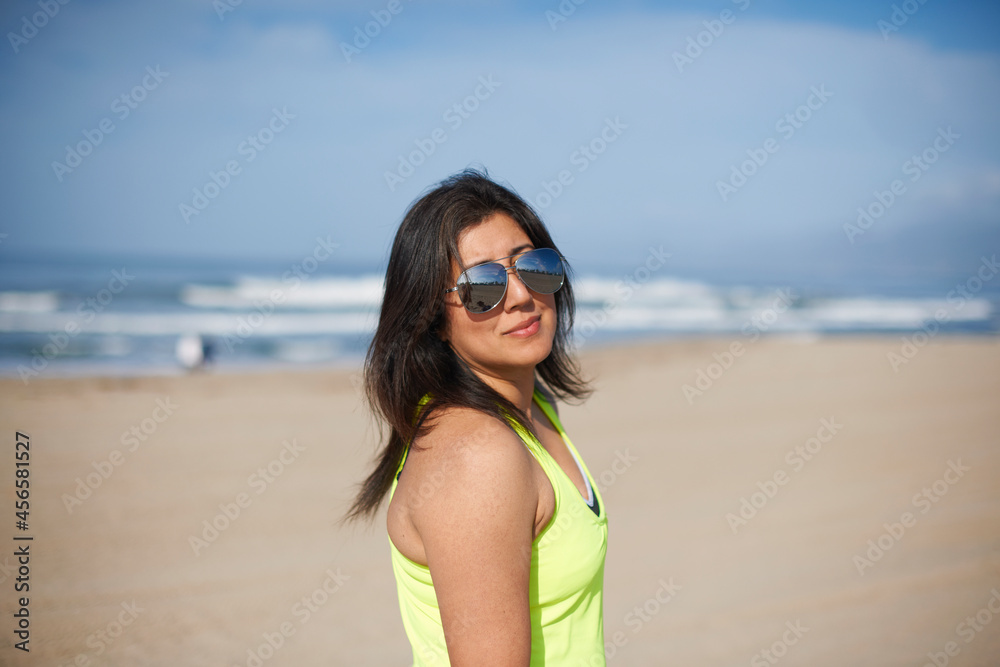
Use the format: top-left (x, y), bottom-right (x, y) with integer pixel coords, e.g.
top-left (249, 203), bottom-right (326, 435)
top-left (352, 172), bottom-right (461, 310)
top-left (456, 249), bottom-right (565, 313)
top-left (457, 262), bottom-right (507, 313)
top-left (516, 248), bottom-right (564, 294)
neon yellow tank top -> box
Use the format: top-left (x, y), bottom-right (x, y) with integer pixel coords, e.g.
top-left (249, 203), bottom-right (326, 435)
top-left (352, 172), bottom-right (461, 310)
top-left (387, 387), bottom-right (609, 666)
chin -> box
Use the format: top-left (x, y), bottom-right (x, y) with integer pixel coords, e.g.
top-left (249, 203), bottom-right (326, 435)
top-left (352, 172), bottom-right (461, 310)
top-left (506, 326), bottom-right (555, 363)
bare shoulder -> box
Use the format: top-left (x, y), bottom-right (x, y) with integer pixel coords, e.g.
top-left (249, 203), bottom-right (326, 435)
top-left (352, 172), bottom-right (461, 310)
top-left (409, 405), bottom-right (534, 485)
top-left (403, 405), bottom-right (537, 521)
top-left (389, 404), bottom-right (545, 569)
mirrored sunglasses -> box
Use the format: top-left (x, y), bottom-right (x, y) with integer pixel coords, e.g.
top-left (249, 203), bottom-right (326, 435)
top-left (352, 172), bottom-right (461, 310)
top-left (444, 247), bottom-right (565, 314)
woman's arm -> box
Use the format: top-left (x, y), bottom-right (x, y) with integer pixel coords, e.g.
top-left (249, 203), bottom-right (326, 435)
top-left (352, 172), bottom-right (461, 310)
top-left (407, 408), bottom-right (539, 666)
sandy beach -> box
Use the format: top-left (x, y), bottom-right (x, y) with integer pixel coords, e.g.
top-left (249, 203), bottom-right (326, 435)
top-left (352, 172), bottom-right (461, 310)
top-left (1, 335), bottom-right (998, 666)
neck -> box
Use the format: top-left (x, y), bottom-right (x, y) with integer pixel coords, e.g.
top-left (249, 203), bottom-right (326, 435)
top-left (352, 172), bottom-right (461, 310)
top-left (482, 369), bottom-right (536, 416)
top-left (451, 348), bottom-right (536, 415)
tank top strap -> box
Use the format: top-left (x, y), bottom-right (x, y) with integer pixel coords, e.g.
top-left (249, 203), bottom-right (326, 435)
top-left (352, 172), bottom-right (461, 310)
top-left (498, 396), bottom-right (568, 493)
top-left (532, 386), bottom-right (605, 519)
top-left (532, 388), bottom-right (580, 461)
top-left (532, 387), bottom-right (559, 426)
top-left (497, 402), bottom-right (542, 453)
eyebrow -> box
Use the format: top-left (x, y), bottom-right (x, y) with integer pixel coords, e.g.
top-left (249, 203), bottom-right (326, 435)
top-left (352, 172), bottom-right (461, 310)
top-left (466, 243), bottom-right (535, 268)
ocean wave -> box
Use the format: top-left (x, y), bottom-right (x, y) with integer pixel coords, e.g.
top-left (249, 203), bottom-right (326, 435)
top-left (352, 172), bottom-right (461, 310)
top-left (0, 291), bottom-right (60, 313)
top-left (574, 296), bottom-right (992, 333)
top-left (0, 311), bottom-right (378, 336)
top-left (179, 275), bottom-right (384, 309)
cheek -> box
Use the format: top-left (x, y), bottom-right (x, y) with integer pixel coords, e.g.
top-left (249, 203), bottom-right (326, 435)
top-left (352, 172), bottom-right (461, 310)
top-left (542, 294), bottom-right (558, 320)
top-left (444, 310), bottom-right (488, 345)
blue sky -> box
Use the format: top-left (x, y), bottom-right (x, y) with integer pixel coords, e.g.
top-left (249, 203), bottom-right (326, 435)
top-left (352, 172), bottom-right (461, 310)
top-left (1, 0), bottom-right (998, 289)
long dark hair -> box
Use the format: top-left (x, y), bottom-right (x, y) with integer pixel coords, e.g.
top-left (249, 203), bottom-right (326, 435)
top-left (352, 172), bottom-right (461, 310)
top-left (345, 169), bottom-right (592, 522)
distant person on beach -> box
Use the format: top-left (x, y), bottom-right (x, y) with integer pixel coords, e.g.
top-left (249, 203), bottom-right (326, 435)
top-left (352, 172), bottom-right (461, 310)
top-left (347, 169), bottom-right (607, 665)
top-left (200, 336), bottom-right (215, 366)
top-left (175, 333), bottom-right (214, 371)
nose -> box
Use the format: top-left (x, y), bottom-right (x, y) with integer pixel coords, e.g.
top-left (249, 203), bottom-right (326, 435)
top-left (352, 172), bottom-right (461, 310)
top-left (503, 265), bottom-right (532, 309)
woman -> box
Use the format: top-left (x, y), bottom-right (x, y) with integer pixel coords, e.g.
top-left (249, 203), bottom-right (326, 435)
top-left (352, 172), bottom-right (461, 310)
top-left (347, 169), bottom-right (607, 665)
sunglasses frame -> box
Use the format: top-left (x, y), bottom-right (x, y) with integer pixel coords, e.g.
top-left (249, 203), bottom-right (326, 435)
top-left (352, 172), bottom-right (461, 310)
top-left (443, 247), bottom-right (566, 314)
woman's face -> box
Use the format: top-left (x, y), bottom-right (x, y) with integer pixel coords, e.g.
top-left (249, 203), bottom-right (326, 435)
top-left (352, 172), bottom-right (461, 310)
top-left (440, 212), bottom-right (557, 379)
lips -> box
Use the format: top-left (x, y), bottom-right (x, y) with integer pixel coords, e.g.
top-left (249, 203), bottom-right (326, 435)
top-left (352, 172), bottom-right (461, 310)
top-left (504, 315), bottom-right (540, 335)
top-left (504, 315), bottom-right (542, 336)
